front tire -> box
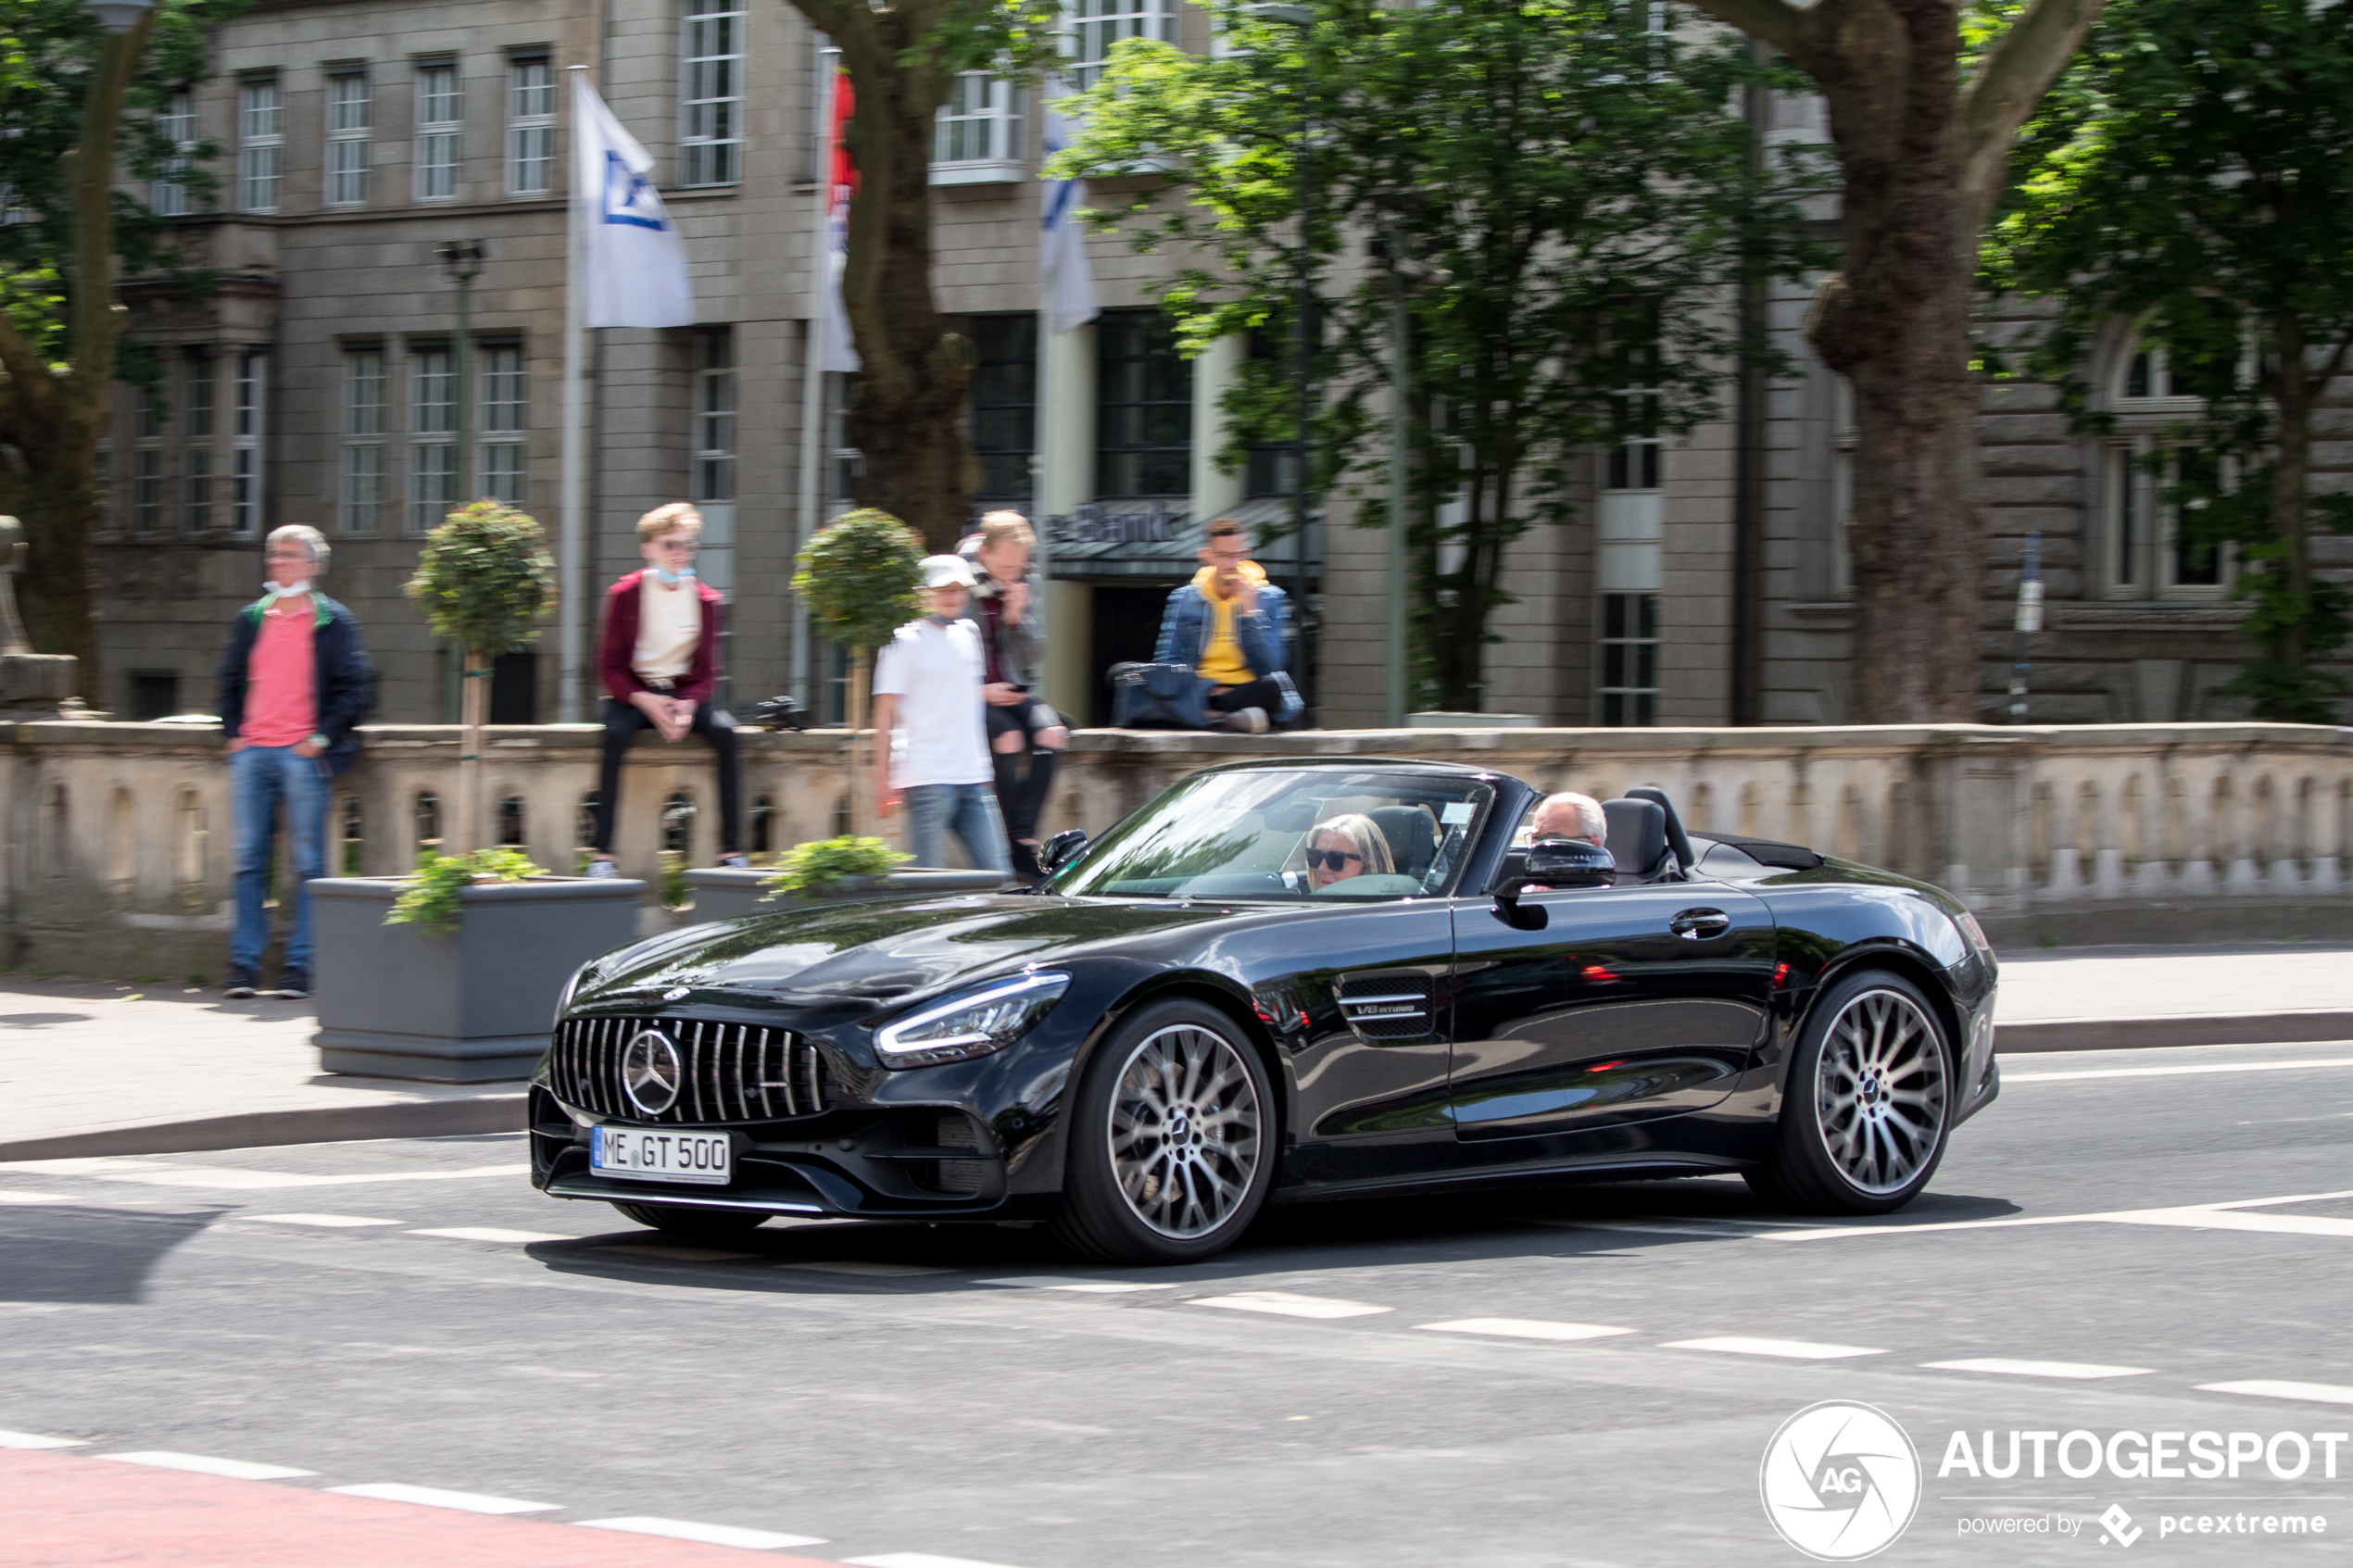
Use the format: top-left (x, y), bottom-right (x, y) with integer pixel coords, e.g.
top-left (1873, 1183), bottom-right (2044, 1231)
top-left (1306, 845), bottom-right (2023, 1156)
top-left (1051, 998), bottom-right (1277, 1265)
top-left (610, 1201), bottom-right (770, 1241)
top-left (1746, 970), bottom-right (1954, 1214)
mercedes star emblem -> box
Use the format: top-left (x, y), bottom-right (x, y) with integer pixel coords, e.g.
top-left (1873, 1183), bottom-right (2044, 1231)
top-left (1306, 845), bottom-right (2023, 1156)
top-left (621, 1029), bottom-right (685, 1115)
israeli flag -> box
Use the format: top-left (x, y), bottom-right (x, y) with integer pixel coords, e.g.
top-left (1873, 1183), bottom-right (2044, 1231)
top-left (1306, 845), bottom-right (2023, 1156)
top-left (573, 73), bottom-right (694, 329)
top-left (1039, 91), bottom-right (1100, 336)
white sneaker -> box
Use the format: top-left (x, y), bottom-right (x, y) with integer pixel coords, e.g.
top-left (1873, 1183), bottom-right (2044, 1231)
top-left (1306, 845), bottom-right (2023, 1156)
top-left (1222, 706), bottom-right (1270, 734)
top-left (585, 858), bottom-right (620, 879)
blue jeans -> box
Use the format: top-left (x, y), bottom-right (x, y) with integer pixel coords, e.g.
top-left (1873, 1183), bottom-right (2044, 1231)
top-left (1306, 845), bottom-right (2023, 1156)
top-left (231, 744), bottom-right (333, 975)
top-left (900, 782), bottom-right (1011, 874)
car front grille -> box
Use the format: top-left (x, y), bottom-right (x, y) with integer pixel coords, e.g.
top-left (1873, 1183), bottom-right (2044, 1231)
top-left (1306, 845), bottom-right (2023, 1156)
top-left (550, 1015), bottom-right (827, 1123)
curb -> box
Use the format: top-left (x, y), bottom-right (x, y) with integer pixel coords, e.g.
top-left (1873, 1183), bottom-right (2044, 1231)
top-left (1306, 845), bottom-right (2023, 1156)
top-left (0, 1093), bottom-right (526, 1163)
top-left (1996, 1010), bottom-right (2353, 1054)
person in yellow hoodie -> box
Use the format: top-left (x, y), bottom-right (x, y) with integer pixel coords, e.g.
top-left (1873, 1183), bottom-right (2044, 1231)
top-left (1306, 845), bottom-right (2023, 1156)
top-left (1151, 517), bottom-right (1303, 733)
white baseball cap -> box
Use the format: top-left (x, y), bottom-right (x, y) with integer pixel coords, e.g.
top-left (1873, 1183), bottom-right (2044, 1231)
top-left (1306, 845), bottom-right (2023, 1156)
top-left (919, 555), bottom-right (977, 590)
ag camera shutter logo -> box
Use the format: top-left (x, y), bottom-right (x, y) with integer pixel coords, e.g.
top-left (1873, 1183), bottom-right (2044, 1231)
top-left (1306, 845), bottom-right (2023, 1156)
top-left (1760, 1401), bottom-right (1922, 1561)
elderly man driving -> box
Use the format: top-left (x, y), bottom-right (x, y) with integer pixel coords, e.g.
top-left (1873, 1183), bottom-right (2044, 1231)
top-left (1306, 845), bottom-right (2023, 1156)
top-left (1529, 791), bottom-right (1606, 845)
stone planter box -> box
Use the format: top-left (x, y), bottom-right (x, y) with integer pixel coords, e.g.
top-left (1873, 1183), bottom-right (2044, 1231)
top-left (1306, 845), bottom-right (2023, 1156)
top-left (309, 875), bottom-right (647, 1082)
top-left (679, 868), bottom-right (1008, 924)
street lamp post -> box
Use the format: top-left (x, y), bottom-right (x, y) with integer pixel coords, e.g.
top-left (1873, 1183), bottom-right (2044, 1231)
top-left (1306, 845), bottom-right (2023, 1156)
top-left (436, 240), bottom-right (487, 505)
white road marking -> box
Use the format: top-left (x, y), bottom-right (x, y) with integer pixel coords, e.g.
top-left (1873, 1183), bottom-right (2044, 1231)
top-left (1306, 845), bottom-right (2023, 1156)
top-left (1767, 1188), bottom-right (2353, 1243)
top-left (977, 1276), bottom-right (1172, 1293)
top-left (575, 1516), bottom-right (827, 1549)
top-left (847, 1556), bottom-right (1036, 1568)
top-left (0, 1429), bottom-right (82, 1449)
top-left (2005, 1057), bottom-right (2353, 1084)
top-left (1190, 1291), bottom-right (1393, 1320)
top-left (1533, 1218), bottom-right (1780, 1240)
top-left (777, 1261), bottom-right (951, 1277)
top-left (98, 1450), bottom-right (315, 1480)
top-left (406, 1227), bottom-right (575, 1245)
top-left (245, 1213), bottom-right (403, 1228)
top-left (0, 1192), bottom-right (70, 1204)
top-left (1663, 1336), bottom-right (1885, 1360)
top-left (1418, 1318), bottom-right (1634, 1342)
top-left (1922, 1359), bottom-right (2152, 1380)
top-left (2197, 1379), bottom-right (2353, 1407)
top-left (0, 1160), bottom-right (526, 1190)
top-left (327, 1483), bottom-right (559, 1513)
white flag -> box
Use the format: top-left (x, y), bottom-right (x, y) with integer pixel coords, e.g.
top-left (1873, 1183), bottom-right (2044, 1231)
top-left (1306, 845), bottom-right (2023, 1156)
top-left (1039, 94), bottom-right (1100, 336)
top-left (821, 64), bottom-right (862, 372)
top-left (573, 73), bottom-right (694, 329)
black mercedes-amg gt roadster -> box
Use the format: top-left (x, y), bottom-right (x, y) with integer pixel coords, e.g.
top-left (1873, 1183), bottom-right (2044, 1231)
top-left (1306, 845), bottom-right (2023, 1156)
top-left (528, 759), bottom-right (1999, 1263)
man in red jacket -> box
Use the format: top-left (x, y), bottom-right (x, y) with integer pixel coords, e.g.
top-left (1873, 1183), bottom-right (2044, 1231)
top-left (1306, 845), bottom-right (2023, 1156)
top-left (585, 503), bottom-right (748, 875)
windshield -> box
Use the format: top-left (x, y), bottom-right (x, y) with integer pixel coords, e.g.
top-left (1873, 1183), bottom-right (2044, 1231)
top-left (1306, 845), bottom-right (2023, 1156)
top-left (1051, 768), bottom-right (1495, 901)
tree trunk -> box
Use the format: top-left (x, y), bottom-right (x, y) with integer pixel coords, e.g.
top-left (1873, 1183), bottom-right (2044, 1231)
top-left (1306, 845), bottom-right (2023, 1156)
top-left (848, 648), bottom-right (871, 839)
top-left (12, 405), bottom-right (106, 682)
top-left (454, 649), bottom-right (487, 856)
top-left (790, 0), bottom-right (977, 553)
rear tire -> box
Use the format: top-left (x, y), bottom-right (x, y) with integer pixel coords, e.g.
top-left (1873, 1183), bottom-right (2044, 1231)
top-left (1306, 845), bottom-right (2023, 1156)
top-left (610, 1201), bottom-right (770, 1241)
top-left (1746, 969), bottom-right (1954, 1215)
top-left (1051, 998), bottom-right (1277, 1265)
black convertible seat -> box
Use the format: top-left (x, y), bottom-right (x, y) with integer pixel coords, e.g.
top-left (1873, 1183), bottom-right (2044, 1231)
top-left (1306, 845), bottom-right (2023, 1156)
top-left (1602, 798), bottom-right (1674, 883)
top-left (1369, 805), bottom-right (1440, 880)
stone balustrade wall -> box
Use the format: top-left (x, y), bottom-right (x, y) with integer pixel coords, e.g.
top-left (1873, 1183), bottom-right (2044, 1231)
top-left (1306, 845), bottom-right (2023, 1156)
top-left (6, 721), bottom-right (2348, 978)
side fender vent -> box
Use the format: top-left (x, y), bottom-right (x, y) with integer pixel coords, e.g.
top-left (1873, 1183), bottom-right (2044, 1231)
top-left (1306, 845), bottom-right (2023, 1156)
top-left (1337, 971), bottom-right (1438, 1042)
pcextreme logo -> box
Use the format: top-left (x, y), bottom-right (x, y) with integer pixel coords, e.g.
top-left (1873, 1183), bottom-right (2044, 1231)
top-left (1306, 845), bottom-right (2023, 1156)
top-left (1760, 1400), bottom-right (1923, 1561)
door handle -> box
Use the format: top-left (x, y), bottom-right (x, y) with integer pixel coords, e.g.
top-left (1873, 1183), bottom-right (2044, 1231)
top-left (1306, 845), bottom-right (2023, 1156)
top-left (1668, 908), bottom-right (1731, 940)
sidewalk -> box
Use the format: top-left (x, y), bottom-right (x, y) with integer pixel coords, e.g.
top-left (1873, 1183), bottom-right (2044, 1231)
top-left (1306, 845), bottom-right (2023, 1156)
top-left (3, 943), bottom-right (2347, 1161)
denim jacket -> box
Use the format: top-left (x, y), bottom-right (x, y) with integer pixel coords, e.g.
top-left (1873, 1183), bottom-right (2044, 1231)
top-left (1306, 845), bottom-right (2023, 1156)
top-left (1153, 579), bottom-right (1302, 721)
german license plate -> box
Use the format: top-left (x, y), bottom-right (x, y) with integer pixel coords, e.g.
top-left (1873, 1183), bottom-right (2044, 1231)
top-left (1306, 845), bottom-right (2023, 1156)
top-left (591, 1126), bottom-right (733, 1185)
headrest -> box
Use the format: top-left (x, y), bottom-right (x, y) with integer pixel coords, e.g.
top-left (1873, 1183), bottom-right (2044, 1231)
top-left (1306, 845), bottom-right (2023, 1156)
top-left (1603, 797), bottom-right (1670, 881)
top-left (1369, 805), bottom-right (1440, 879)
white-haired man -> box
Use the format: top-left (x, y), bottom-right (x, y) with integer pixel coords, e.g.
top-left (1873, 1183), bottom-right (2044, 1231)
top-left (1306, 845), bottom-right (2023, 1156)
top-left (1530, 791), bottom-right (1607, 846)
top-left (215, 524), bottom-right (374, 999)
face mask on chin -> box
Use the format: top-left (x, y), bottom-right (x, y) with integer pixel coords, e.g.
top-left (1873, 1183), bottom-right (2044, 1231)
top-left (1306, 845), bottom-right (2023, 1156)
top-left (651, 566), bottom-right (696, 586)
top-left (260, 578), bottom-right (311, 603)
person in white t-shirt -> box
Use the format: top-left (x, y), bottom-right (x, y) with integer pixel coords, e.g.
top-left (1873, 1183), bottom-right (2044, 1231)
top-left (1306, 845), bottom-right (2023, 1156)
top-left (871, 555), bottom-right (1012, 875)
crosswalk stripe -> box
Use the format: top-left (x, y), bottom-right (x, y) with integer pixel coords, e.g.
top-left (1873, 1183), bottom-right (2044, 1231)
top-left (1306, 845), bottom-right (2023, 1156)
top-left (575, 1516), bottom-right (828, 1549)
top-left (1191, 1291), bottom-right (1392, 1320)
top-left (2196, 1379), bottom-right (2353, 1407)
top-left (1921, 1358), bottom-right (2151, 1379)
top-left (326, 1482), bottom-right (560, 1513)
top-left (1417, 1319), bottom-right (1634, 1342)
top-left (98, 1450), bottom-right (315, 1480)
top-left (1662, 1336), bottom-right (1884, 1360)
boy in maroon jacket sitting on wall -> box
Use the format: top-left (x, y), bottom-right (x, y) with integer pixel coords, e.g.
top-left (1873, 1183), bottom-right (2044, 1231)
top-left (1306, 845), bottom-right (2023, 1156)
top-left (585, 503), bottom-right (748, 874)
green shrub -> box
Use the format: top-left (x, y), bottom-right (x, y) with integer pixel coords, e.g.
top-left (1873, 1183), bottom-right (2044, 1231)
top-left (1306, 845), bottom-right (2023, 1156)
top-left (386, 847), bottom-right (544, 934)
top-left (791, 508), bottom-right (925, 651)
top-left (762, 835), bottom-right (910, 900)
top-left (405, 500), bottom-right (556, 660)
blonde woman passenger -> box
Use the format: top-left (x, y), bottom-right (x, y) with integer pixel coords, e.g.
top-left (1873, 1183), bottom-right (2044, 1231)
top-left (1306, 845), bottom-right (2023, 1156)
top-left (1304, 813), bottom-right (1395, 892)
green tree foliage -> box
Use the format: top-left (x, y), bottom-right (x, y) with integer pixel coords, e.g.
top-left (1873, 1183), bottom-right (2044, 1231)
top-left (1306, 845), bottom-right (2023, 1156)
top-left (1987, 0), bottom-right (2353, 721)
top-left (405, 500), bottom-right (557, 661)
top-left (792, 508), bottom-right (925, 651)
top-left (1057, 0), bottom-right (1821, 709)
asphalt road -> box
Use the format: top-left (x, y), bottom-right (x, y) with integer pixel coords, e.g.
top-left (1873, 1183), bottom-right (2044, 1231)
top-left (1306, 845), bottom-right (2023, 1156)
top-left (3, 1035), bottom-right (2350, 1567)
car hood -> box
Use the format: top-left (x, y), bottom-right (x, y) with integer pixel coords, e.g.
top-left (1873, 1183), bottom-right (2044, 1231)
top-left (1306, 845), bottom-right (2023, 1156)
top-left (574, 894), bottom-right (1257, 1011)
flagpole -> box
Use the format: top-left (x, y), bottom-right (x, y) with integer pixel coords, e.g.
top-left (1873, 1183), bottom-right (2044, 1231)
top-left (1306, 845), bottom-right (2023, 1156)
top-left (793, 49), bottom-right (836, 713)
top-left (560, 65), bottom-right (589, 724)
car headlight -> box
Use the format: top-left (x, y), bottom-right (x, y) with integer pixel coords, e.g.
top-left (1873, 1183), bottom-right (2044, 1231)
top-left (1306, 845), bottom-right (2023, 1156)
top-left (875, 971), bottom-right (1072, 1069)
top-left (1953, 909), bottom-right (1992, 958)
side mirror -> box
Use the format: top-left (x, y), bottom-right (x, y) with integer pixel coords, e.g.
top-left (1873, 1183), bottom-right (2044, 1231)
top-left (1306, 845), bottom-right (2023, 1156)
top-left (1038, 829), bottom-right (1089, 875)
top-left (1493, 837), bottom-right (1614, 929)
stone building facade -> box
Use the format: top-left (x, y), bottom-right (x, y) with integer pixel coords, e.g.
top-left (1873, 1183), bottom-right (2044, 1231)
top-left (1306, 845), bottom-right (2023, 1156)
top-left (94, 0), bottom-right (2353, 732)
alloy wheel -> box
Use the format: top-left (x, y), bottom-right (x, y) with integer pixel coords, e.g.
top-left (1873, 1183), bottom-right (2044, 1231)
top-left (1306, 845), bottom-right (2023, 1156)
top-left (1813, 987), bottom-right (1949, 1196)
top-left (1107, 1023), bottom-right (1264, 1239)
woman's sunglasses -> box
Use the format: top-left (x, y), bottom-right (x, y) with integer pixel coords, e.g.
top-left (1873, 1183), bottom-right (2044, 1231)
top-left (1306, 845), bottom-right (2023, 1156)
top-left (1304, 847), bottom-right (1363, 872)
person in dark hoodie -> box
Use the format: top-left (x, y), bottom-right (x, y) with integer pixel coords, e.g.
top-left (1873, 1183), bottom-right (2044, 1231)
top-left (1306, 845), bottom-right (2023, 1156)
top-left (957, 511), bottom-right (1065, 880)
top-left (215, 524), bottom-right (374, 999)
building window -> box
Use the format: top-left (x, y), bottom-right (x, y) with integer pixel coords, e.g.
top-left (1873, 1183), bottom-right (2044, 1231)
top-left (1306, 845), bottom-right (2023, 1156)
top-left (1096, 308), bottom-right (1191, 497)
top-left (238, 79), bottom-right (283, 213)
top-left (182, 353), bottom-right (213, 534)
top-left (825, 372), bottom-right (861, 508)
top-left (409, 345), bottom-right (457, 532)
top-left (693, 328), bottom-right (736, 503)
top-left (2107, 443), bottom-right (2231, 598)
top-left (415, 62), bottom-right (461, 202)
top-left (933, 74), bottom-right (1021, 183)
top-left (130, 672), bottom-right (181, 722)
top-left (1605, 388), bottom-right (1662, 491)
top-left (1069, 0), bottom-right (1176, 90)
top-left (231, 351), bottom-right (265, 536)
top-left (152, 90), bottom-right (196, 216)
top-left (131, 385), bottom-right (166, 537)
top-left (325, 72), bottom-right (371, 207)
top-left (968, 314), bottom-right (1034, 501)
top-left (1597, 592), bottom-right (1658, 726)
top-left (507, 56), bottom-right (555, 195)
top-left (478, 342), bottom-right (526, 505)
top-left (680, 3), bottom-right (746, 187)
top-left (341, 346), bottom-right (387, 535)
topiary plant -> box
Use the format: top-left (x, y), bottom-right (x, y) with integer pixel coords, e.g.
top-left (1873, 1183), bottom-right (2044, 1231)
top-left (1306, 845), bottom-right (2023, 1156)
top-left (761, 834), bottom-right (911, 900)
top-left (791, 509), bottom-right (925, 832)
top-left (405, 500), bottom-right (555, 854)
top-left (385, 847), bottom-right (545, 934)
